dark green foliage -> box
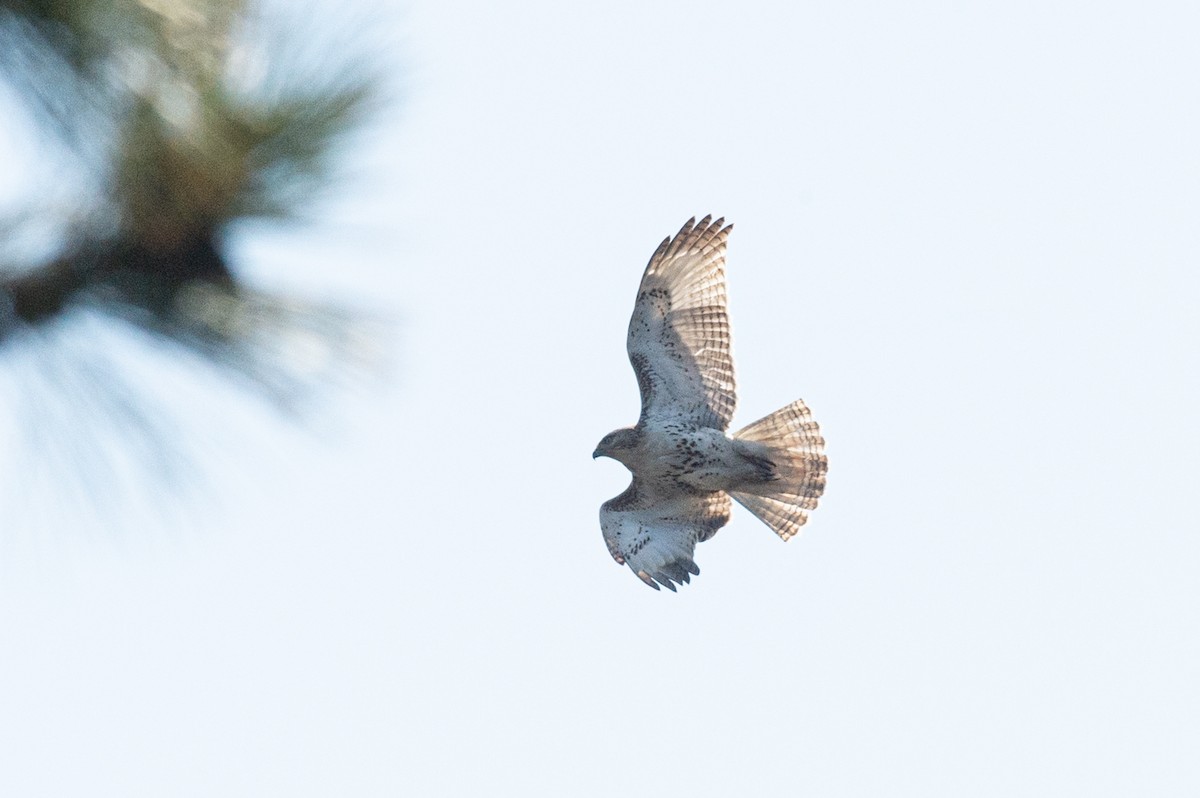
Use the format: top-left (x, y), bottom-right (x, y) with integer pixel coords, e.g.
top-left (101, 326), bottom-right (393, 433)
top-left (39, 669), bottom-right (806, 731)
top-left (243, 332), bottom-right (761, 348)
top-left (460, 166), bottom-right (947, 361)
top-left (0, 0), bottom-right (380, 400)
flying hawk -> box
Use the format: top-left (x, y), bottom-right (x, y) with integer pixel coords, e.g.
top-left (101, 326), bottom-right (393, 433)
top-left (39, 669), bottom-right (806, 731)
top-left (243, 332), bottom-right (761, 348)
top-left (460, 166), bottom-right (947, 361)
top-left (594, 216), bottom-right (827, 590)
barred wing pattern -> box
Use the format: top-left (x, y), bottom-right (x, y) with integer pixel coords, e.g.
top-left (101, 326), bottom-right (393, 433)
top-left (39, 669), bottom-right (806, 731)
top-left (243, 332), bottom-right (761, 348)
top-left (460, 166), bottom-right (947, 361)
top-left (601, 485), bottom-right (732, 591)
top-left (627, 216), bottom-right (736, 431)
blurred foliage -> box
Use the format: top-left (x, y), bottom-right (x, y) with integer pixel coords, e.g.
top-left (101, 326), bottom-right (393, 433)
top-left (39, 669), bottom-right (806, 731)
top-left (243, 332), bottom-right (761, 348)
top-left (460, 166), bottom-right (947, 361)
top-left (0, 0), bottom-right (388, 520)
top-left (0, 0), bottom-right (381, 404)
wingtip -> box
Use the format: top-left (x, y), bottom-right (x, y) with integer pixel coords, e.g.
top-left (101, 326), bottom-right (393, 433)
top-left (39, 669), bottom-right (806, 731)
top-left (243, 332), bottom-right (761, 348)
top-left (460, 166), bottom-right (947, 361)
top-left (693, 214), bottom-right (733, 246)
top-left (637, 570), bottom-right (661, 590)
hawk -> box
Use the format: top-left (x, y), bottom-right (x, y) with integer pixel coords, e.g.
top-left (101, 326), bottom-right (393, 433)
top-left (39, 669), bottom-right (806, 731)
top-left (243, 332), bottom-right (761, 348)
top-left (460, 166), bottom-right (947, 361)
top-left (594, 216), bottom-right (827, 590)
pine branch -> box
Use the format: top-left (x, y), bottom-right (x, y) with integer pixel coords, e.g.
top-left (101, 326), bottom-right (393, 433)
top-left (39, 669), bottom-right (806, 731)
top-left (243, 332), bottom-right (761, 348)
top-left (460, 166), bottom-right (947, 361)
top-left (0, 0), bottom-right (390, 517)
top-left (0, 0), bottom-right (381, 392)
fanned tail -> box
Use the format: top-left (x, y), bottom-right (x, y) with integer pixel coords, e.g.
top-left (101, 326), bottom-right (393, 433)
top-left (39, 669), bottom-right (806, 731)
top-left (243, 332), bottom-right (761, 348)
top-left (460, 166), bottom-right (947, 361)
top-left (730, 399), bottom-right (827, 541)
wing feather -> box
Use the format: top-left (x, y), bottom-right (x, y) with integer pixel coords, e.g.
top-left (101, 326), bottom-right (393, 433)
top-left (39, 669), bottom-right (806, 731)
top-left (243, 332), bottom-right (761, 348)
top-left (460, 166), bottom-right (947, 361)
top-left (627, 216), bottom-right (736, 430)
top-left (600, 482), bottom-right (731, 590)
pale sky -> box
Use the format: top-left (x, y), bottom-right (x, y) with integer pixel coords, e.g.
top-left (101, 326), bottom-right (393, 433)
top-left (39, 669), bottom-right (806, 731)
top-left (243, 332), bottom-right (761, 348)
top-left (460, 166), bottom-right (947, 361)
top-left (2, 1), bottom-right (1198, 796)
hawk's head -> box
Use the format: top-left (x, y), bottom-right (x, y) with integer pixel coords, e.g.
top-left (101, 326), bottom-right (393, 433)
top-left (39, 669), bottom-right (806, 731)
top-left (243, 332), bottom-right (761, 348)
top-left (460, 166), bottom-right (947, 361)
top-left (593, 427), bottom-right (640, 464)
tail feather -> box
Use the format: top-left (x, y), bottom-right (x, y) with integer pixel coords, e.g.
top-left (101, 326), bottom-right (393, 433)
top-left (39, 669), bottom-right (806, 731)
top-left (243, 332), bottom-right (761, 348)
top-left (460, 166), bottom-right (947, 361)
top-left (730, 399), bottom-right (827, 541)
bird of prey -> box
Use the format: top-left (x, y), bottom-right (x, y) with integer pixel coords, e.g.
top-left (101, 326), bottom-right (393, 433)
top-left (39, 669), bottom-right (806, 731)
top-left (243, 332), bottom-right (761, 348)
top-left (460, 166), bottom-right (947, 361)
top-left (594, 216), bottom-right (827, 590)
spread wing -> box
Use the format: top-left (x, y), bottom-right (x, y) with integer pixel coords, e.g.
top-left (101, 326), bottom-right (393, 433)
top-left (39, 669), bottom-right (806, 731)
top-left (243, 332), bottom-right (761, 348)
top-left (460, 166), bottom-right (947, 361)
top-left (600, 482), bottom-right (732, 590)
top-left (627, 216), bottom-right (736, 431)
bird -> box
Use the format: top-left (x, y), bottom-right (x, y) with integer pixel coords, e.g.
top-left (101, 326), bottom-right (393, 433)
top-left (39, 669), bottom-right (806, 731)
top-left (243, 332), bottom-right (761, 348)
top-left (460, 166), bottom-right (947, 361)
top-left (594, 215), bottom-right (827, 590)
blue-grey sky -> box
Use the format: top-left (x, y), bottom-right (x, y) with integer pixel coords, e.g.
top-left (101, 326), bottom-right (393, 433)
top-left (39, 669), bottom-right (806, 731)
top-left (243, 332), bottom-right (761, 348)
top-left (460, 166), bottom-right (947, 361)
top-left (2, 1), bottom-right (1198, 795)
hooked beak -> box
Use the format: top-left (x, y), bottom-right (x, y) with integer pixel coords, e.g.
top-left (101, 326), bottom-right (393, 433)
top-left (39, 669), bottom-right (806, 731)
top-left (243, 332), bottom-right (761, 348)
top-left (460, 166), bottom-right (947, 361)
top-left (592, 448), bottom-right (602, 459)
